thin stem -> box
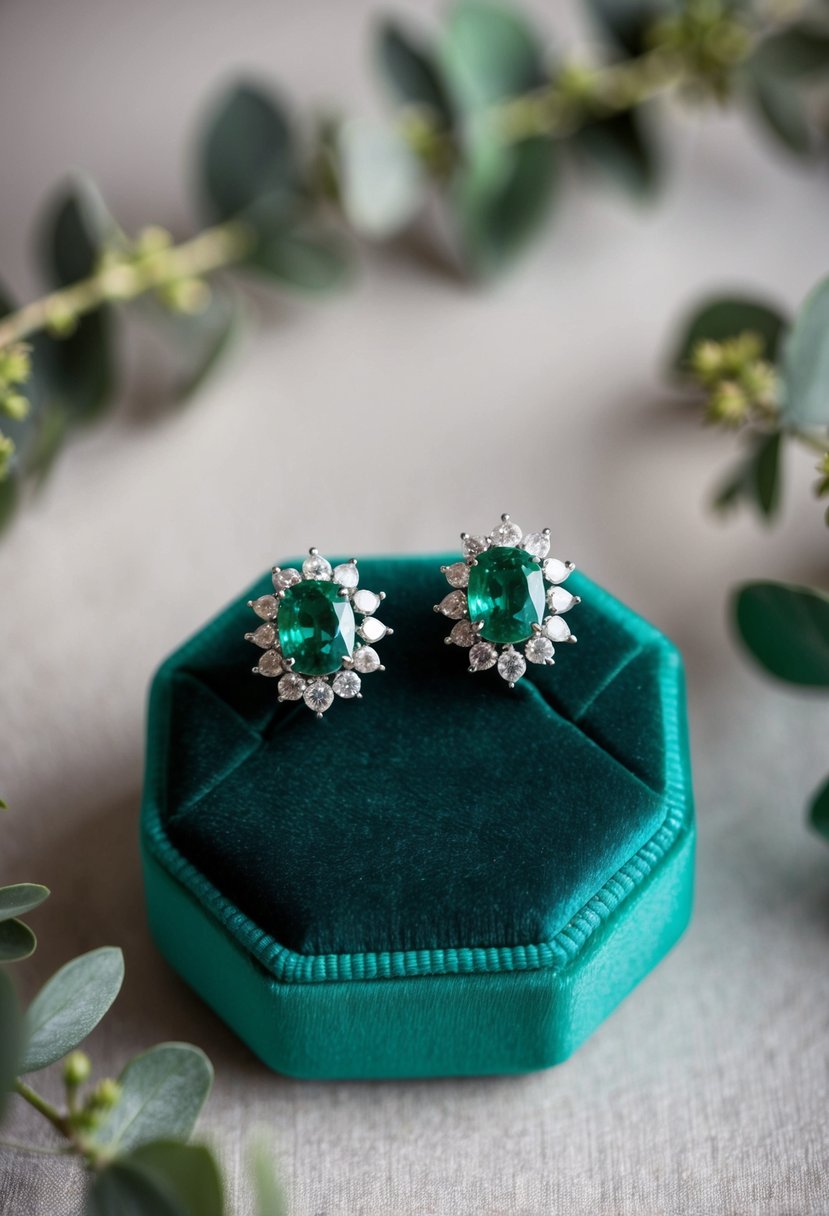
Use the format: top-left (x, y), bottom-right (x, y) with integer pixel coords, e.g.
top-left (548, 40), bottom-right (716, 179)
top-left (13, 1079), bottom-right (69, 1137)
top-left (0, 218), bottom-right (253, 351)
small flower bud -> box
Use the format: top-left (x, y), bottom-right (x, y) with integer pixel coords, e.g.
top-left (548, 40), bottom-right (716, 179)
top-left (721, 331), bottom-right (763, 374)
top-left (1, 392), bottom-right (29, 422)
top-left (45, 302), bottom-right (78, 338)
top-left (136, 225), bottom-right (173, 256)
top-left (88, 1078), bottom-right (121, 1111)
top-left (158, 277), bottom-right (211, 315)
top-left (63, 1050), bottom-right (92, 1088)
top-left (0, 343), bottom-right (32, 388)
top-left (690, 339), bottom-right (724, 384)
top-left (707, 380), bottom-right (749, 427)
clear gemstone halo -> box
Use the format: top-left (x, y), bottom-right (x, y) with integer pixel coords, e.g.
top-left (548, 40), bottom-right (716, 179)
top-left (248, 550), bottom-right (389, 715)
top-left (440, 515), bottom-right (580, 688)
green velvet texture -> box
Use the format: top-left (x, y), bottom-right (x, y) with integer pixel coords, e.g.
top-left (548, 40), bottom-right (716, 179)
top-left (141, 555), bottom-right (695, 1077)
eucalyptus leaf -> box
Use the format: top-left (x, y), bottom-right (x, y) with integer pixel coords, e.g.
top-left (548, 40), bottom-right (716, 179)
top-left (781, 274), bottom-right (829, 427)
top-left (0, 883), bottom-right (49, 922)
top-left (0, 919), bottom-right (36, 963)
top-left (585, 0), bottom-right (667, 57)
top-left (247, 228), bottom-right (351, 292)
top-left (85, 1161), bottom-right (185, 1216)
top-left (252, 1142), bottom-right (288, 1216)
top-left (453, 132), bottom-right (557, 277)
top-left (440, 0), bottom-right (547, 109)
top-left (336, 119), bottom-right (425, 238)
top-left (751, 24), bottom-right (829, 79)
top-left (143, 286), bottom-right (244, 403)
top-left (376, 20), bottom-right (454, 125)
top-left (809, 773), bottom-right (829, 842)
top-left (672, 296), bottom-right (788, 372)
top-left (91, 1042), bottom-right (213, 1153)
top-left (0, 474), bottom-right (20, 537)
top-left (573, 109), bottom-right (659, 199)
top-left (22, 946), bottom-right (124, 1073)
top-left (750, 75), bottom-right (813, 157)
top-left (199, 82), bottom-right (299, 225)
top-left (39, 176), bottom-right (119, 286)
top-left (712, 432), bottom-right (782, 520)
top-left (0, 971), bottom-right (21, 1120)
top-left (126, 1142), bottom-right (224, 1216)
top-left (733, 581), bottom-right (829, 687)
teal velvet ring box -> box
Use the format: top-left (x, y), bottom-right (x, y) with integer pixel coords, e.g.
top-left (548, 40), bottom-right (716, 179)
top-left (140, 556), bottom-right (695, 1079)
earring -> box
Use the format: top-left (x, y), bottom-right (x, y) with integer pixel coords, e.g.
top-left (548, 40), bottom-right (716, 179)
top-left (247, 549), bottom-right (391, 716)
top-left (435, 514), bottom-right (580, 688)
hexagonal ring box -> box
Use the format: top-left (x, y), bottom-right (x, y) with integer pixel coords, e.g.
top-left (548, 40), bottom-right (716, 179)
top-left (140, 556), bottom-right (694, 1079)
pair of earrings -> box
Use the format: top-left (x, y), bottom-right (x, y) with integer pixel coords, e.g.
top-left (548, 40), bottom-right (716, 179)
top-left (245, 515), bottom-right (580, 717)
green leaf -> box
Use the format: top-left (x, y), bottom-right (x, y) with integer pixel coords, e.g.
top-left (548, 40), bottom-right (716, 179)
top-left (0, 919), bottom-right (36, 963)
top-left (252, 1142), bottom-right (288, 1216)
top-left (0, 883), bottom-right (49, 922)
top-left (247, 228), bottom-right (351, 292)
top-left (0, 474), bottom-right (20, 537)
top-left (453, 133), bottom-right (557, 277)
top-left (0, 971), bottom-right (21, 1120)
top-left (91, 1042), bottom-right (213, 1153)
top-left (734, 581), bottom-right (829, 686)
top-left (440, 0), bottom-right (547, 109)
top-left (376, 20), bottom-right (454, 125)
top-left (809, 772), bottom-right (829, 842)
top-left (713, 432), bottom-right (783, 521)
top-left (336, 119), bottom-right (425, 238)
top-left (751, 24), bottom-right (829, 78)
top-left (85, 1161), bottom-right (185, 1216)
top-left (672, 296), bottom-right (788, 372)
top-left (750, 75), bottom-right (813, 157)
top-left (586, 0), bottom-right (667, 58)
top-left (199, 82), bottom-right (298, 224)
top-left (573, 109), bottom-right (659, 199)
top-left (37, 178), bottom-right (119, 422)
top-left (126, 1142), bottom-right (224, 1216)
top-left (22, 946), bottom-right (124, 1073)
top-left (781, 274), bottom-right (829, 428)
top-left (143, 286), bottom-right (244, 403)
top-left (24, 403), bottom-right (69, 483)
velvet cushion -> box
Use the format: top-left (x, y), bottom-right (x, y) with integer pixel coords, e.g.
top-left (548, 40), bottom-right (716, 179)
top-left (141, 555), bottom-right (694, 1076)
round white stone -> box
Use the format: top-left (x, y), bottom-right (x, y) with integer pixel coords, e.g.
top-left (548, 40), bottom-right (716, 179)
top-left (304, 680), bottom-right (334, 713)
top-left (278, 672), bottom-right (305, 699)
top-left (544, 615), bottom-right (572, 642)
top-left (257, 650), bottom-right (283, 677)
top-left (547, 586), bottom-right (577, 614)
top-left (251, 623), bottom-right (277, 649)
top-left (353, 589), bottom-right (381, 615)
top-left (491, 519), bottom-right (522, 546)
top-left (462, 534), bottom-right (488, 559)
top-left (437, 590), bottom-right (467, 619)
top-left (252, 595), bottom-right (279, 620)
top-left (525, 635), bottom-right (554, 664)
top-left (302, 554), bottom-right (332, 581)
top-left (272, 568), bottom-right (300, 592)
top-left (449, 620), bottom-right (477, 647)
top-left (333, 670), bottom-right (362, 699)
top-left (497, 649), bottom-right (527, 684)
top-left (443, 562), bottom-right (470, 589)
top-left (521, 531), bottom-right (550, 560)
top-left (468, 641), bottom-right (497, 671)
top-left (353, 646), bottom-right (381, 673)
top-left (333, 562), bottom-right (359, 588)
top-left (543, 557), bottom-right (573, 585)
top-left (359, 617), bottom-right (387, 643)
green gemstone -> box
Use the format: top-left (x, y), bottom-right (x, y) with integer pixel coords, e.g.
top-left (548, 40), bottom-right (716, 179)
top-left (467, 546), bottom-right (545, 644)
top-left (278, 581), bottom-right (355, 676)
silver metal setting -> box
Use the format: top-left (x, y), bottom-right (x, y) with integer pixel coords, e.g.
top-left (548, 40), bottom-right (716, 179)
top-left (246, 549), bottom-right (391, 717)
top-left (436, 514), bottom-right (580, 689)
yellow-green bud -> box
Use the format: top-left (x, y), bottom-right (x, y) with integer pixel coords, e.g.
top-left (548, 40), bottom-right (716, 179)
top-left (136, 225), bottom-right (173, 256)
top-left (721, 331), bottom-right (763, 374)
top-left (739, 359), bottom-right (777, 406)
top-left (557, 62), bottom-right (598, 104)
top-left (63, 1050), bottom-right (92, 1088)
top-left (0, 343), bottom-right (32, 388)
top-left (88, 1078), bottom-right (121, 1111)
top-left (1, 392), bottom-right (29, 422)
top-left (0, 433), bottom-right (14, 478)
top-left (45, 302), bottom-right (78, 338)
top-left (707, 380), bottom-right (749, 427)
top-left (158, 277), bottom-right (211, 315)
top-left (690, 339), bottom-right (724, 384)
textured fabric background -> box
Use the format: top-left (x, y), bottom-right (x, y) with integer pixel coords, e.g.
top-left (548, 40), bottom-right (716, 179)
top-left (1, 1), bottom-right (828, 1213)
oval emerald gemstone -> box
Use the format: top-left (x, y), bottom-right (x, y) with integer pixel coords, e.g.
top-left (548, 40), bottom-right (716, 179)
top-left (467, 546), bottom-right (545, 644)
top-left (278, 581), bottom-right (356, 676)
